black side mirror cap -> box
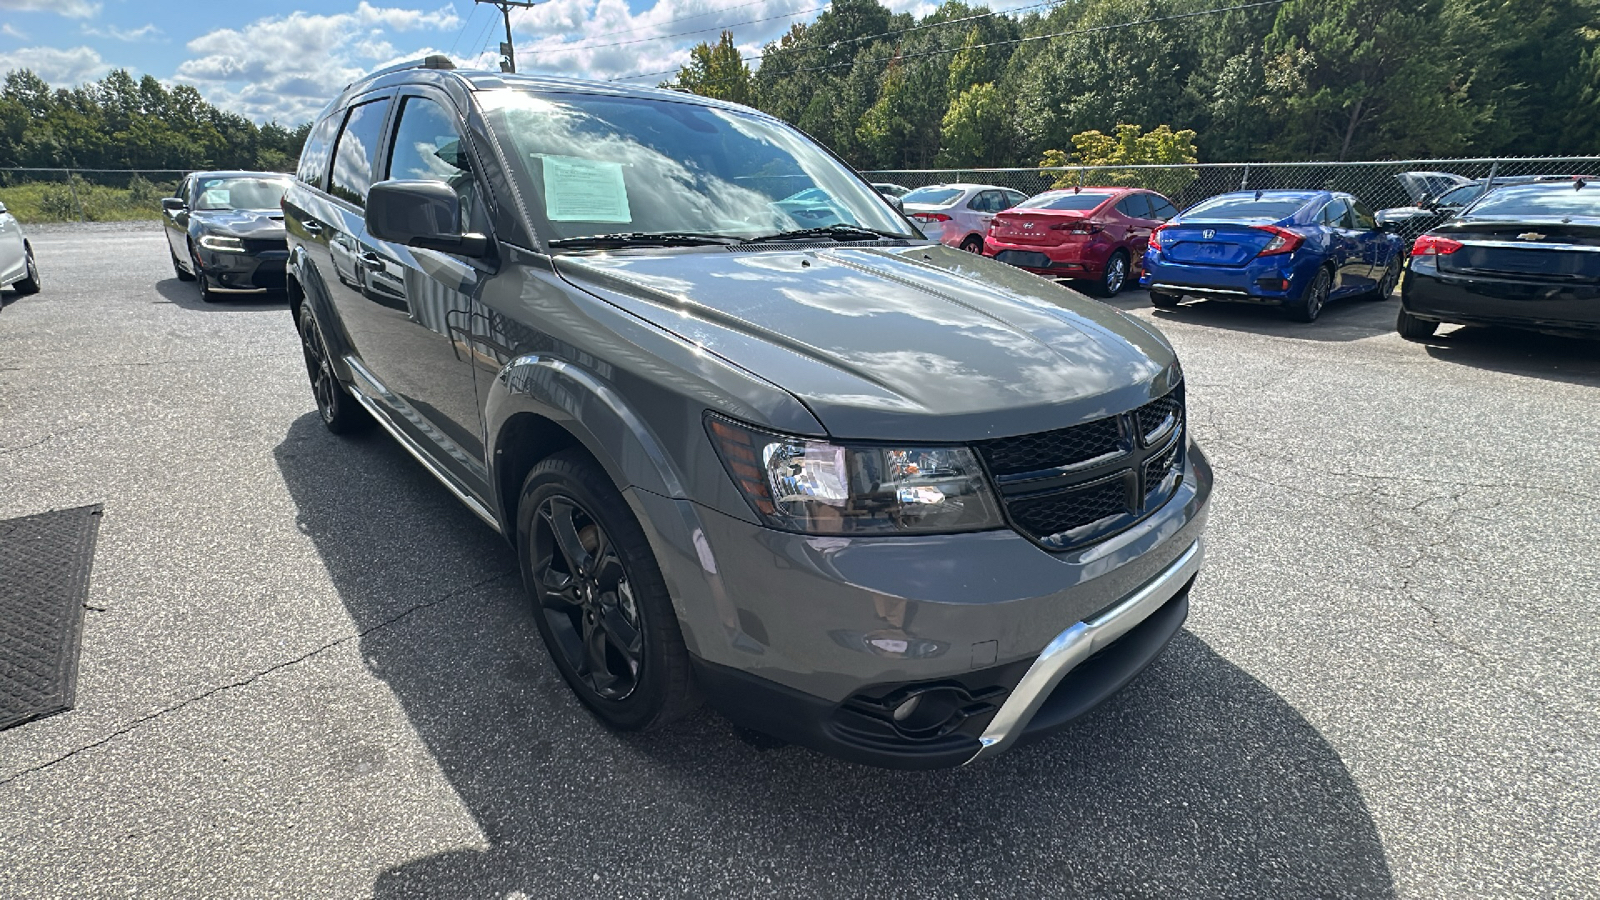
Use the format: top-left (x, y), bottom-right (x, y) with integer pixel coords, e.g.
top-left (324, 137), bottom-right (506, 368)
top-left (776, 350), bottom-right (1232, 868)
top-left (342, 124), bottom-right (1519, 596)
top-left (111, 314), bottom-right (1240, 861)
top-left (366, 179), bottom-right (490, 258)
top-left (161, 197), bottom-right (185, 211)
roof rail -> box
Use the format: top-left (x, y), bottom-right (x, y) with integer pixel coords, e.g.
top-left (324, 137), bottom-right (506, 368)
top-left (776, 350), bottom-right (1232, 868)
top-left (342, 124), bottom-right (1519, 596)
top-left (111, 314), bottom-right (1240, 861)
top-left (358, 55), bottom-right (457, 82)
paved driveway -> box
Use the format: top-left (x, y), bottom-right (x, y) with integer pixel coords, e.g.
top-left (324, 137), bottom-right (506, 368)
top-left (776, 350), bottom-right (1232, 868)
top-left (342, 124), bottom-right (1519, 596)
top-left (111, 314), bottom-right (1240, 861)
top-left (1, 225), bottom-right (1596, 898)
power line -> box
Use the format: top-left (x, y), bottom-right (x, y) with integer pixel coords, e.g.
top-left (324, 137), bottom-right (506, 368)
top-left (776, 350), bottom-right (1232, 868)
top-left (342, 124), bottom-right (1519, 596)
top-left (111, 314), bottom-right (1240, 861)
top-left (609, 0), bottom-right (1289, 82)
top-left (533, 4), bottom-right (828, 54)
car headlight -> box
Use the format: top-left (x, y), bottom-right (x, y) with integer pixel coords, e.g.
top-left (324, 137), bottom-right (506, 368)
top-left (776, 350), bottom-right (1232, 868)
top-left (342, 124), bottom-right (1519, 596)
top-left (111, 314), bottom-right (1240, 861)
top-left (197, 234), bottom-right (245, 253)
top-left (707, 415), bottom-right (1004, 535)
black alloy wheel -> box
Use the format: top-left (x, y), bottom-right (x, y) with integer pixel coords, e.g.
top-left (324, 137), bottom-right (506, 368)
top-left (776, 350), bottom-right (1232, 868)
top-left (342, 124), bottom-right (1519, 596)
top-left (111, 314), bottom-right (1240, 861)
top-left (1288, 267), bottom-right (1332, 322)
top-left (296, 303), bottom-right (368, 434)
top-left (1366, 257), bottom-right (1401, 301)
top-left (518, 450), bottom-right (697, 731)
top-left (13, 244), bottom-right (40, 295)
top-left (1099, 251), bottom-right (1129, 296)
top-left (189, 242), bottom-right (217, 303)
top-left (172, 249), bottom-right (196, 282)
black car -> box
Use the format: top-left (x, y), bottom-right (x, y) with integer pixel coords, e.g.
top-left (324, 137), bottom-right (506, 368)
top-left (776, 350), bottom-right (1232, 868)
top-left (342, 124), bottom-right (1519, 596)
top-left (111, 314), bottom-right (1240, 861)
top-left (162, 171), bottom-right (294, 302)
top-left (1377, 175), bottom-right (1583, 247)
top-left (1398, 179), bottom-right (1600, 340)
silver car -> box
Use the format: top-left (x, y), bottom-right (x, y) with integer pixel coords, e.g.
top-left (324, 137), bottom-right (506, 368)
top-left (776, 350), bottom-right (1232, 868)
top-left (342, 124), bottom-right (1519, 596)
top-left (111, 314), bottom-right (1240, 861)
top-left (903, 183), bottom-right (1028, 253)
top-left (0, 200), bottom-right (41, 299)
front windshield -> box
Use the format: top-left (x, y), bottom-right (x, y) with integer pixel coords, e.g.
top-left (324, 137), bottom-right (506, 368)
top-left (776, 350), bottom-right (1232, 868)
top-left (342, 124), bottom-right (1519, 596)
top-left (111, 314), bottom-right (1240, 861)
top-left (1017, 192), bottom-right (1113, 211)
top-left (481, 91), bottom-right (916, 246)
top-left (193, 176), bottom-right (291, 211)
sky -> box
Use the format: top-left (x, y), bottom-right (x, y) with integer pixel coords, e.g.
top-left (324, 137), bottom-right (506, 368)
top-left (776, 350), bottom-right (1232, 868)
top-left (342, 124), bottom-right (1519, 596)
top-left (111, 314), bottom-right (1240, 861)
top-left (0, 0), bottom-right (1031, 125)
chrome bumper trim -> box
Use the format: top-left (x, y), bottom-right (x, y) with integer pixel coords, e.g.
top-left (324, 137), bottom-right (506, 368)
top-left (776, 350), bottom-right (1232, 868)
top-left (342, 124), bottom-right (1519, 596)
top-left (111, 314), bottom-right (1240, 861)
top-left (966, 538), bottom-right (1203, 763)
top-left (1149, 283), bottom-right (1249, 297)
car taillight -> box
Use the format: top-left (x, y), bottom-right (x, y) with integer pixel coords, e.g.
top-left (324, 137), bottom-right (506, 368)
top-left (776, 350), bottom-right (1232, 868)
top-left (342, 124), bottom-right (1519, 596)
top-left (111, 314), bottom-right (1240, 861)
top-left (1050, 221), bottom-right (1101, 234)
top-left (1253, 225), bottom-right (1303, 256)
top-left (1411, 234), bottom-right (1463, 256)
top-left (1148, 225), bottom-right (1166, 251)
top-left (913, 213), bottom-right (952, 223)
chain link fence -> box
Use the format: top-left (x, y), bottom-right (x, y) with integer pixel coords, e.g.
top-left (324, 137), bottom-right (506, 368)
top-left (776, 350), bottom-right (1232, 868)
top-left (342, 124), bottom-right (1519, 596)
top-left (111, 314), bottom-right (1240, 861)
top-left (863, 157), bottom-right (1600, 213)
top-left (0, 168), bottom-right (190, 224)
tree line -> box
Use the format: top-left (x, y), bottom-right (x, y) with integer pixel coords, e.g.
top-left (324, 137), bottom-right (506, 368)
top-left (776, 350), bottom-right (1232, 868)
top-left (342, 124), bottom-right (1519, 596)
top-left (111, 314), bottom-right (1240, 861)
top-left (673, 0), bottom-right (1600, 169)
top-left (0, 69), bottom-right (308, 172)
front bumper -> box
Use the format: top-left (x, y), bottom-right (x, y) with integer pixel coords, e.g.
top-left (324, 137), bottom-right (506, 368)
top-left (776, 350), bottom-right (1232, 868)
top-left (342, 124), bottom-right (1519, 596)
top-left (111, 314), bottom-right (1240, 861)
top-left (194, 247), bottom-right (289, 292)
top-left (626, 443), bottom-right (1211, 768)
top-left (1403, 258), bottom-right (1600, 335)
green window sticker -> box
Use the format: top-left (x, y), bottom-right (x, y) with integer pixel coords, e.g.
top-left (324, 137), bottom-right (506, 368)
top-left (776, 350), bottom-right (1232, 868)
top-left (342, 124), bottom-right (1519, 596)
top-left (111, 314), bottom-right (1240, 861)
top-left (541, 155), bottom-right (631, 223)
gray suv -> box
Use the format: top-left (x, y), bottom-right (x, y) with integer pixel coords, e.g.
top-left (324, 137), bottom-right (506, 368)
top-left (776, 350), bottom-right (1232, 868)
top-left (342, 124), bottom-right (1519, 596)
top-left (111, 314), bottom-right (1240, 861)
top-left (283, 57), bottom-right (1211, 768)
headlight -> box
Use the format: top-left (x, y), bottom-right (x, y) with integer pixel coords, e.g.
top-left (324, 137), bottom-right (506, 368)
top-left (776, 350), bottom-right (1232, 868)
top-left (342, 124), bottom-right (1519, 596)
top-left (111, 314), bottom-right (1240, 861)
top-left (198, 234), bottom-right (245, 252)
top-left (707, 415), bottom-right (1004, 535)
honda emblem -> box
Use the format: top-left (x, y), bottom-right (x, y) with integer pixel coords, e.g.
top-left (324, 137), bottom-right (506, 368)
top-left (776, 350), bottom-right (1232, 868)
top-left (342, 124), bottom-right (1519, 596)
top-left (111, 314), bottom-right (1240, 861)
top-left (1202, 229), bottom-right (1216, 239)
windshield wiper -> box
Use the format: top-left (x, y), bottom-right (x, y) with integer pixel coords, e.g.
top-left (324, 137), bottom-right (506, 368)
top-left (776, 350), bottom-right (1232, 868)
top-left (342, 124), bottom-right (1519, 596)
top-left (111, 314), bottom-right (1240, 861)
top-left (547, 232), bottom-right (739, 250)
top-left (740, 224), bottom-right (910, 244)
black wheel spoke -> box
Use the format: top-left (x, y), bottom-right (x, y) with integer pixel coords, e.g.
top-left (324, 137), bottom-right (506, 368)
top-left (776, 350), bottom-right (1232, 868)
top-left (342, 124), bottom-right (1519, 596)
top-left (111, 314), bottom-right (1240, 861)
top-left (583, 612), bottom-right (619, 694)
top-left (601, 603), bottom-right (643, 660)
top-left (543, 499), bottom-right (593, 576)
top-left (538, 566), bottom-right (582, 609)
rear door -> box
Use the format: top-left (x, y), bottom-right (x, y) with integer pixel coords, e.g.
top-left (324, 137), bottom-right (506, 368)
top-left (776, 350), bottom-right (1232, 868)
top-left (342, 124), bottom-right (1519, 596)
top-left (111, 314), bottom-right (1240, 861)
top-left (354, 89), bottom-right (495, 491)
top-left (1116, 193), bottom-right (1158, 259)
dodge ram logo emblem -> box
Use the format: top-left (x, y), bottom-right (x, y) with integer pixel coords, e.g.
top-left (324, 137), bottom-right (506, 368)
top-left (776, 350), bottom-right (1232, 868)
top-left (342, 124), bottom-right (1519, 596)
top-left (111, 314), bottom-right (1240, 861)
top-left (1202, 229), bottom-right (1215, 239)
top-left (1517, 232), bottom-right (1545, 241)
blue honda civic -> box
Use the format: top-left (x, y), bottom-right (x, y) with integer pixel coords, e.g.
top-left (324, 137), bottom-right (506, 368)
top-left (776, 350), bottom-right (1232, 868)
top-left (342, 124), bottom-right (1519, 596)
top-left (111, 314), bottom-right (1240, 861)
top-left (1139, 190), bottom-right (1406, 321)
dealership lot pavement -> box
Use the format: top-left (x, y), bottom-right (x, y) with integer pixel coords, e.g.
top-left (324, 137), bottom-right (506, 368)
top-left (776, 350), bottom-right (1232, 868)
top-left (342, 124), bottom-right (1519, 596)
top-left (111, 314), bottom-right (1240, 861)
top-left (2, 224), bottom-right (1597, 898)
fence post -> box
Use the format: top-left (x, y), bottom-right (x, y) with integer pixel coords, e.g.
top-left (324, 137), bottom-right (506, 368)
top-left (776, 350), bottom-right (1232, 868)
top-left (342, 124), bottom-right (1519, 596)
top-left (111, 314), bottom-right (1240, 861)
top-left (1240, 164), bottom-right (1250, 190)
top-left (67, 169), bottom-right (85, 222)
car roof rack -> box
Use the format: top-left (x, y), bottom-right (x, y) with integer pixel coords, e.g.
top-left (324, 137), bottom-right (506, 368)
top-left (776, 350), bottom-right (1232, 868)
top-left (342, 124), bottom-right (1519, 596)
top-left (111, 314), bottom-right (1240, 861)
top-left (361, 55), bottom-right (457, 81)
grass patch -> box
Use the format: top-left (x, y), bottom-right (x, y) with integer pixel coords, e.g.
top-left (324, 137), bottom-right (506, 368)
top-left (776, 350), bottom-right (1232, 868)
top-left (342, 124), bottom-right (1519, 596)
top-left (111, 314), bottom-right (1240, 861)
top-left (0, 175), bottom-right (176, 224)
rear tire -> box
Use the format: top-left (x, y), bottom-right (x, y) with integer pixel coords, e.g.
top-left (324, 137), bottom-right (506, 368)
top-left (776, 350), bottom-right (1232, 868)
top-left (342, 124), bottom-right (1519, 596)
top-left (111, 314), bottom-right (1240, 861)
top-left (1149, 290), bottom-right (1182, 308)
top-left (517, 449), bottom-right (698, 732)
top-left (1396, 307), bottom-right (1439, 341)
top-left (959, 235), bottom-right (983, 254)
top-left (12, 243), bottom-right (40, 295)
top-left (1097, 251), bottom-right (1129, 297)
top-left (1286, 267), bottom-right (1332, 322)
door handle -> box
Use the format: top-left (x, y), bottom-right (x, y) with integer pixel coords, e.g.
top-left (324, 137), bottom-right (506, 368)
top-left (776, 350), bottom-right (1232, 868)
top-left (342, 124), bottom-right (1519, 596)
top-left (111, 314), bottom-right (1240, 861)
top-left (301, 220), bottom-right (323, 235)
top-left (360, 251), bottom-right (387, 272)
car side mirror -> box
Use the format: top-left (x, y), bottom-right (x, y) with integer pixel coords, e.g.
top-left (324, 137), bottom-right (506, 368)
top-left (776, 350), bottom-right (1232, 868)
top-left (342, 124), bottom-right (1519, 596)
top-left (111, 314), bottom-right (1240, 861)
top-left (366, 180), bottom-right (489, 258)
top-left (888, 196), bottom-right (904, 213)
top-left (161, 197), bottom-right (185, 212)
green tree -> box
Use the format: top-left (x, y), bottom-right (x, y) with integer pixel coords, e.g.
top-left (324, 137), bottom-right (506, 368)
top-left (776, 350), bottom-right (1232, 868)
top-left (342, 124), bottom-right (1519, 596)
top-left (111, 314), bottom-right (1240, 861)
top-left (937, 82), bottom-right (1008, 166)
top-left (1040, 123), bottom-right (1198, 195)
top-left (670, 31), bottom-right (755, 106)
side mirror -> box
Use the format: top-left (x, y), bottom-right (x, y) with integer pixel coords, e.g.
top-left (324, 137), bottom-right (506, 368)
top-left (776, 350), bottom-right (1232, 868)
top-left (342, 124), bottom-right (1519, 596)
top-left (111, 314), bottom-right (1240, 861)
top-left (366, 180), bottom-right (489, 257)
top-left (889, 196), bottom-right (905, 213)
top-left (161, 197), bottom-right (185, 212)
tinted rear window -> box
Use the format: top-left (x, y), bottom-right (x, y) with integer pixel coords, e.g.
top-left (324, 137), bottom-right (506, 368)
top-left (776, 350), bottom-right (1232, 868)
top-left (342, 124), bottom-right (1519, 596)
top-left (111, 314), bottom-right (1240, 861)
top-left (1018, 192), bottom-right (1112, 211)
top-left (902, 187), bottom-right (963, 206)
top-left (1468, 184), bottom-right (1600, 218)
top-left (1186, 195), bottom-right (1311, 220)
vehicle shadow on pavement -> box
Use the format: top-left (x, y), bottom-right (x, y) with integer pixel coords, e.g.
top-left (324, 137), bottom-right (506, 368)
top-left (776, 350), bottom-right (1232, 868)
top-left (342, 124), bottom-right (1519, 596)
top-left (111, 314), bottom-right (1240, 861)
top-left (1420, 325), bottom-right (1600, 387)
top-left (153, 277), bottom-right (287, 312)
top-left (1105, 292), bottom-right (1398, 343)
top-left (275, 413), bottom-right (1394, 900)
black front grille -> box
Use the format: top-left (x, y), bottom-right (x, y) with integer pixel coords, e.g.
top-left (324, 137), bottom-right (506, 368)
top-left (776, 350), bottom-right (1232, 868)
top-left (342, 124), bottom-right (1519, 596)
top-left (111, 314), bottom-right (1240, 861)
top-left (243, 238), bottom-right (288, 254)
top-left (979, 383), bottom-right (1187, 551)
top-left (1007, 478), bottom-right (1130, 540)
top-left (978, 416), bottom-right (1122, 477)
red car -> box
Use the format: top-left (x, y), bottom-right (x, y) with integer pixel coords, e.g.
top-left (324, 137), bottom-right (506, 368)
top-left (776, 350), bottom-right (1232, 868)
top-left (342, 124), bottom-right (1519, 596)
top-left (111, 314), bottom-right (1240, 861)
top-left (984, 187), bottom-right (1179, 295)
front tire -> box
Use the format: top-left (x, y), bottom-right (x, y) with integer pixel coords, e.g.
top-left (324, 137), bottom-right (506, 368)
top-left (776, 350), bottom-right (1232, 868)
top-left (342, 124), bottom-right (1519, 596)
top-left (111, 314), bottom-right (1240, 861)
top-left (297, 302), bottom-right (370, 434)
top-left (518, 450), bottom-right (697, 732)
top-left (1286, 267), bottom-right (1332, 322)
top-left (190, 243), bottom-right (218, 303)
top-left (1364, 258), bottom-right (1400, 301)
top-left (172, 249), bottom-right (196, 282)
top-left (12, 243), bottom-right (40, 295)
top-left (1396, 307), bottom-right (1438, 341)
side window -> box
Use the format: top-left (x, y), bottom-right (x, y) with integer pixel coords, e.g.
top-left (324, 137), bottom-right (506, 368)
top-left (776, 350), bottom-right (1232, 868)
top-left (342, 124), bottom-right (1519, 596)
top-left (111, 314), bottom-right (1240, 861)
top-left (1320, 198), bottom-right (1349, 227)
top-left (178, 176), bottom-right (194, 205)
top-left (1151, 198), bottom-right (1178, 220)
top-left (1005, 190), bottom-right (1026, 209)
top-left (968, 191), bottom-right (992, 211)
top-left (1118, 194), bottom-right (1152, 218)
top-left (385, 95), bottom-right (485, 233)
top-left (329, 98), bottom-right (392, 208)
top-left (1350, 200), bottom-right (1376, 230)
top-left (297, 114), bottom-right (339, 189)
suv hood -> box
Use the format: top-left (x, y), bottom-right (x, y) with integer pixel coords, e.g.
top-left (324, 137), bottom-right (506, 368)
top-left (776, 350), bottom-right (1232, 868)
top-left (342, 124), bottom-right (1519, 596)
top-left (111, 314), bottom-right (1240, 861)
top-left (553, 244), bottom-right (1177, 442)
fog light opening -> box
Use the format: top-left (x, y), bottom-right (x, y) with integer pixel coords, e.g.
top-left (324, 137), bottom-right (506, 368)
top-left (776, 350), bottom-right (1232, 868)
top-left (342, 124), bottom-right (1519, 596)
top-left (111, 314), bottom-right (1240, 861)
top-left (890, 688), bottom-right (963, 738)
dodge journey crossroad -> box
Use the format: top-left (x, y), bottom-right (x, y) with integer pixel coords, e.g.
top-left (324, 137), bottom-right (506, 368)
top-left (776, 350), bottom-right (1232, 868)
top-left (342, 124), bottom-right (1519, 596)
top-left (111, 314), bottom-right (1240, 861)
top-left (283, 57), bottom-right (1211, 768)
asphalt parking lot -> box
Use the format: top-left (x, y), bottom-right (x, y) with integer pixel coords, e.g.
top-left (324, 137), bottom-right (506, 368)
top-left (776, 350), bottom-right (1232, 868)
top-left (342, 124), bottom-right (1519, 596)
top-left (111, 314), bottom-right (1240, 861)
top-left (2, 222), bottom-right (1597, 898)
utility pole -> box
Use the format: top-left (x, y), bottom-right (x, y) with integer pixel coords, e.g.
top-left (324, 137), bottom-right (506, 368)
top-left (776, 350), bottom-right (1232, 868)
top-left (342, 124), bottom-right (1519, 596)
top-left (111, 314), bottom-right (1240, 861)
top-left (473, 0), bottom-right (545, 73)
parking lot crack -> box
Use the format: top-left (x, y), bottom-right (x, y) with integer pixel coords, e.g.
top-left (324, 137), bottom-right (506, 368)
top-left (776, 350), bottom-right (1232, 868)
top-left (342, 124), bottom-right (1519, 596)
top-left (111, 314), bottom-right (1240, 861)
top-left (0, 424), bottom-right (91, 455)
top-left (0, 568), bottom-right (517, 787)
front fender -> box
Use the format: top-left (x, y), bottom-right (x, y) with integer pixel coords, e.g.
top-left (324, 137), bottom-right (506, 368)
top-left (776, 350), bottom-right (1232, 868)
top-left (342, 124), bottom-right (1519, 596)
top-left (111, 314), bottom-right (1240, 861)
top-left (288, 245), bottom-right (358, 383)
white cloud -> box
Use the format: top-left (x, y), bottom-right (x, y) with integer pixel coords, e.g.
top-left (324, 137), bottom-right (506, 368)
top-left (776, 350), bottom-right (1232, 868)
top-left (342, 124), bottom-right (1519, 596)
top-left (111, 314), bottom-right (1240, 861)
top-left (174, 3), bottom-right (462, 123)
top-left (1, 23), bottom-right (27, 39)
top-left (0, 44), bottom-right (111, 84)
top-left (82, 23), bottom-right (163, 42)
top-left (0, 0), bottom-right (100, 18)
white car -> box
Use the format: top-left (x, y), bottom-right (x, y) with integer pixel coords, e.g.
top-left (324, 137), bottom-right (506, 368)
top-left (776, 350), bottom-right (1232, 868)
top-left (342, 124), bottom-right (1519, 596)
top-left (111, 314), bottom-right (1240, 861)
top-left (902, 183), bottom-right (1029, 252)
top-left (0, 200), bottom-right (41, 299)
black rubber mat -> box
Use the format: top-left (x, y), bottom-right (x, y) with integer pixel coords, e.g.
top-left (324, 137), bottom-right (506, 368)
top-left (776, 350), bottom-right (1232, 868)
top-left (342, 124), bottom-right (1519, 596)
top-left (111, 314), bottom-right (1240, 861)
top-left (0, 504), bottom-right (103, 730)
